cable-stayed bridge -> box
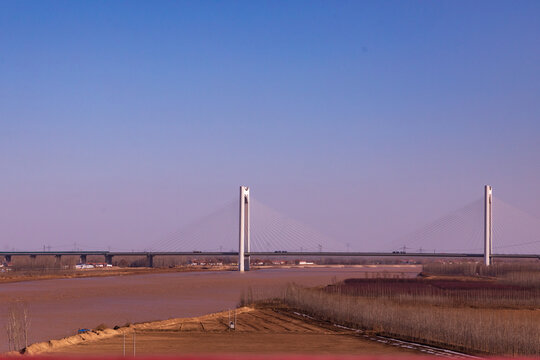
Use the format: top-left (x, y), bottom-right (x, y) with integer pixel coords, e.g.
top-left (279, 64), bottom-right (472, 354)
top-left (2, 185), bottom-right (539, 270)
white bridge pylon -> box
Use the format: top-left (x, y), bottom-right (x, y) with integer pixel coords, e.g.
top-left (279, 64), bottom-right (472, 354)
top-left (239, 185), bottom-right (250, 272)
top-left (237, 184), bottom-right (496, 270)
top-left (484, 185), bottom-right (493, 266)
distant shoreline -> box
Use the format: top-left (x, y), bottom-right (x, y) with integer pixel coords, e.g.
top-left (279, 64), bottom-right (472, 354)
top-left (0, 264), bottom-right (421, 284)
top-left (0, 266), bottom-right (234, 284)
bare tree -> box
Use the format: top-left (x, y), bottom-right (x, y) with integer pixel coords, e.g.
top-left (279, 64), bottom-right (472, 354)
top-left (5, 301), bottom-right (30, 351)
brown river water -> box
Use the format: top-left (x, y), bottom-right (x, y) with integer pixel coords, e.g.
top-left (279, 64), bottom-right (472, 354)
top-left (0, 266), bottom-right (420, 352)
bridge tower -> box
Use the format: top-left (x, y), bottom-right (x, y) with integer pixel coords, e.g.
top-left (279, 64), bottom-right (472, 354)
top-left (239, 186), bottom-right (250, 272)
top-left (484, 185), bottom-right (493, 266)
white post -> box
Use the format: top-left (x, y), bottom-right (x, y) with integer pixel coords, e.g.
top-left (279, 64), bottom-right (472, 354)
top-left (484, 185), bottom-right (493, 266)
top-left (239, 186), bottom-right (250, 272)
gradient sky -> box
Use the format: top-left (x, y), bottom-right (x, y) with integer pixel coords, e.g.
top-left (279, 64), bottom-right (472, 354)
top-left (1, 1), bottom-right (539, 251)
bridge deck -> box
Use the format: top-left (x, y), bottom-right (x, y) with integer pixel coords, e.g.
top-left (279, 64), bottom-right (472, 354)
top-left (0, 251), bottom-right (538, 258)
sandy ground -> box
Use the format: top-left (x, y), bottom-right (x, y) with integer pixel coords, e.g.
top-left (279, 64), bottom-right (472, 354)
top-left (35, 307), bottom-right (422, 356)
top-left (0, 266), bottom-right (420, 353)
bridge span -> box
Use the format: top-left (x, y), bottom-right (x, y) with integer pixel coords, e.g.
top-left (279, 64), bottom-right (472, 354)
top-left (1, 251), bottom-right (538, 269)
top-left (3, 185), bottom-right (539, 270)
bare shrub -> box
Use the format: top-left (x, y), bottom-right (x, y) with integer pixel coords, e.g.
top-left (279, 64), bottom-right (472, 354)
top-left (153, 256), bottom-right (189, 268)
top-left (6, 255), bottom-right (80, 276)
top-left (94, 323), bottom-right (108, 331)
top-left (10, 256), bottom-right (61, 273)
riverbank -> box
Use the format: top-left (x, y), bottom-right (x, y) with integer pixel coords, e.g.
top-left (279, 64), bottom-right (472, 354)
top-left (16, 305), bottom-right (428, 356)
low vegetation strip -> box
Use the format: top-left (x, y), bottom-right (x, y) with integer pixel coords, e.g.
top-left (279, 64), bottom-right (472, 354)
top-left (325, 278), bottom-right (540, 308)
top-left (423, 262), bottom-right (540, 288)
top-left (279, 284), bottom-right (540, 356)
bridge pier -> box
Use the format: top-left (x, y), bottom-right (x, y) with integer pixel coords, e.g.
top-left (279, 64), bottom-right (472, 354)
top-left (55, 254), bottom-right (62, 265)
top-left (79, 254), bottom-right (87, 264)
top-left (146, 254), bottom-right (154, 268)
top-left (30, 254), bottom-right (37, 260)
top-left (4, 255), bottom-right (11, 265)
top-left (105, 254), bottom-right (113, 266)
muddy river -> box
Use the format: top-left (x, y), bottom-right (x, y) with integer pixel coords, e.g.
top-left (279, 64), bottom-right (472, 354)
top-left (0, 266), bottom-right (420, 352)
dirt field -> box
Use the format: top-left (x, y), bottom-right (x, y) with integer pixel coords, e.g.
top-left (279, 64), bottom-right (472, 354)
top-left (0, 266), bottom-right (420, 353)
top-left (32, 307), bottom-right (429, 356)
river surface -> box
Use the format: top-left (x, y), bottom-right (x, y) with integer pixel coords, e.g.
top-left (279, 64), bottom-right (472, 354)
top-left (0, 266), bottom-right (420, 352)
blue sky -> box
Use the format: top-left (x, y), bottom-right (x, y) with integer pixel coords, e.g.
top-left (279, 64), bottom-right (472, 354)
top-left (1, 1), bottom-right (539, 251)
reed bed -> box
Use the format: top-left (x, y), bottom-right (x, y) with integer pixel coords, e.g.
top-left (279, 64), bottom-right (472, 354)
top-left (280, 284), bottom-right (540, 356)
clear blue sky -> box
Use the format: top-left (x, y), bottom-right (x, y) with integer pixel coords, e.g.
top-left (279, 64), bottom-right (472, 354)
top-left (1, 1), bottom-right (539, 251)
